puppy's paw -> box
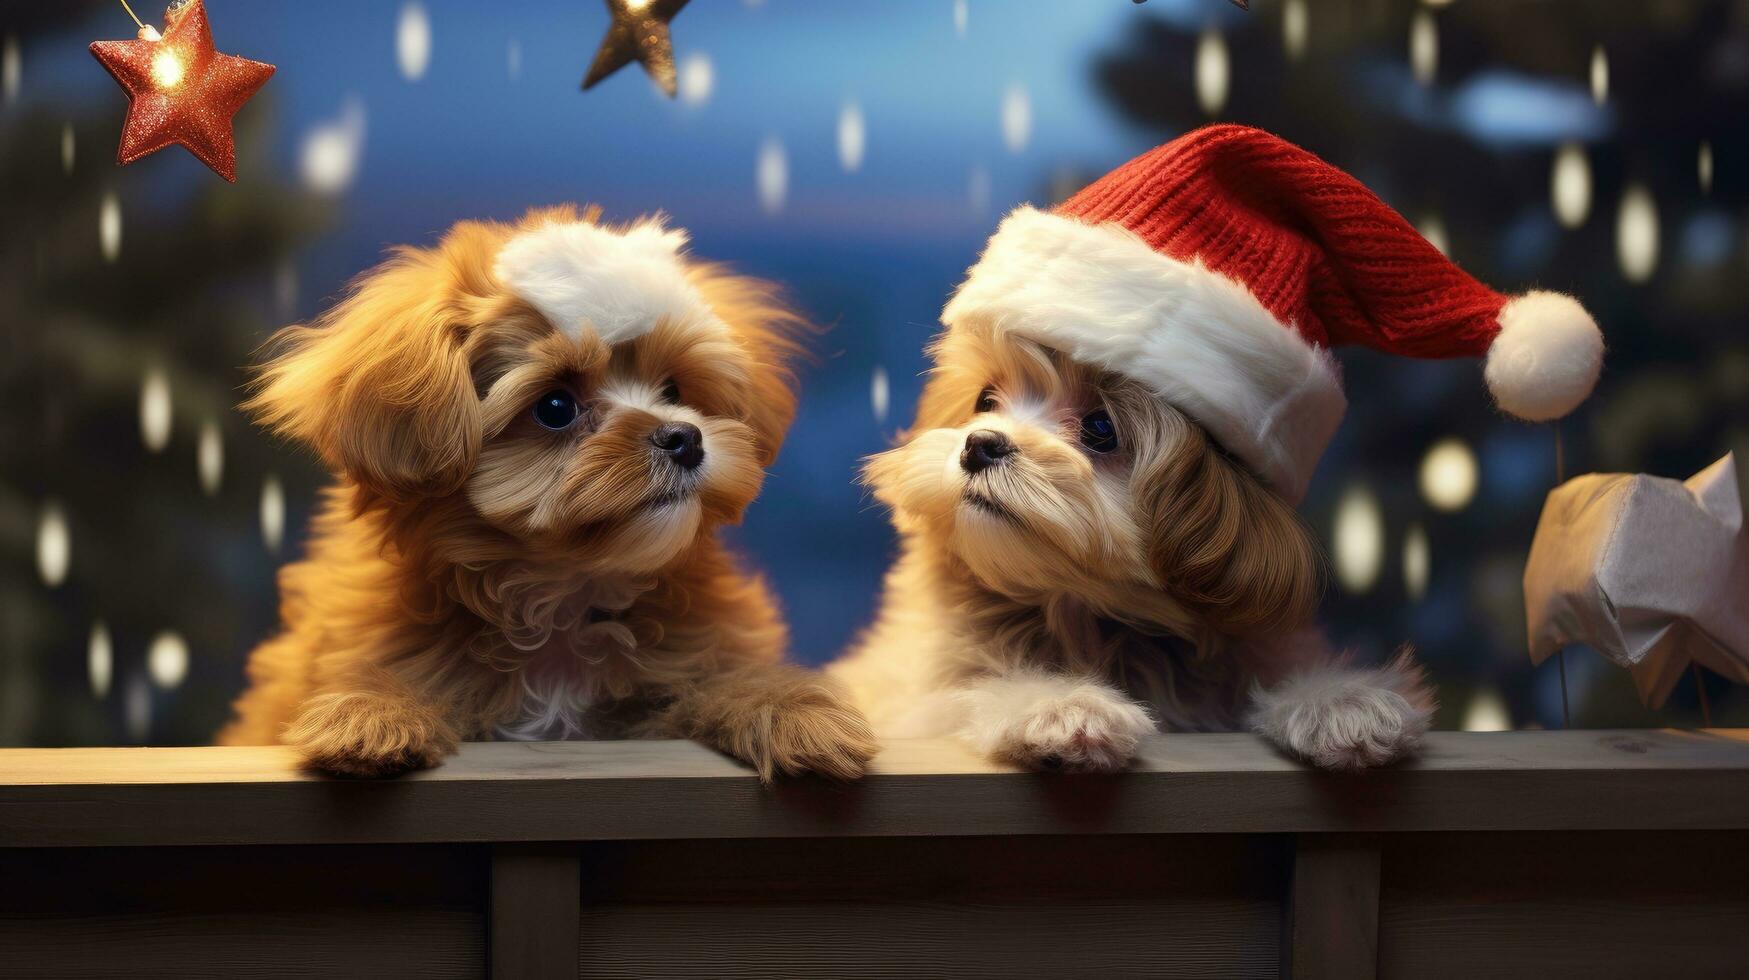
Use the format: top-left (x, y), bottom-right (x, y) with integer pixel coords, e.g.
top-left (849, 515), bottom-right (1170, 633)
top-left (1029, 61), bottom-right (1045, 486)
top-left (959, 676), bottom-right (1154, 773)
top-left (1249, 658), bottom-right (1433, 770)
top-left (679, 669), bottom-right (879, 782)
top-left (286, 691), bottom-right (459, 778)
top-left (755, 683), bottom-right (880, 782)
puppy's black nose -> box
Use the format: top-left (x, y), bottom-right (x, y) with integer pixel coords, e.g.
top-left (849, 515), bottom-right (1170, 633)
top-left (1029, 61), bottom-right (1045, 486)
top-left (960, 429), bottom-right (1016, 474)
top-left (650, 422), bottom-right (704, 471)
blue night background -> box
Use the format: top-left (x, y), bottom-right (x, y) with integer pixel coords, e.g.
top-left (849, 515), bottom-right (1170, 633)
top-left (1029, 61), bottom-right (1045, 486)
top-left (3, 0), bottom-right (1747, 746)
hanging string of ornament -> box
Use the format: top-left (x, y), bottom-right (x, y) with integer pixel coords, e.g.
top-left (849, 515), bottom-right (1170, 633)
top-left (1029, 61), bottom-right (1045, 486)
top-left (90, 0), bottom-right (275, 181)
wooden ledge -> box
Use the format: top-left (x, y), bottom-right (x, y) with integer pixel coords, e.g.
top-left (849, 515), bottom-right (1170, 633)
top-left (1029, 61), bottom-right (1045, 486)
top-left (2, 730), bottom-right (1746, 847)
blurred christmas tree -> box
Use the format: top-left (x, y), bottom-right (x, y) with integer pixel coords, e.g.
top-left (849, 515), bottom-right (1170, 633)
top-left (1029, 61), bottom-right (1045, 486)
top-left (0, 78), bottom-right (328, 744)
top-left (1087, 0), bottom-right (1749, 728)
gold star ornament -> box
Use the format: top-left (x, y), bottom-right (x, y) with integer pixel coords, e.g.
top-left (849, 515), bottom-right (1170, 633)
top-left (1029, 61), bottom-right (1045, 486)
top-left (582, 0), bottom-right (691, 97)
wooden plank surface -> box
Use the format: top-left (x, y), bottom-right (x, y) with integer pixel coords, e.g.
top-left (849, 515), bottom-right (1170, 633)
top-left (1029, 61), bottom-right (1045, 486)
top-left (491, 843), bottom-right (579, 979)
top-left (1288, 835), bottom-right (1380, 980)
top-left (1, 731), bottom-right (1747, 847)
top-left (575, 834), bottom-right (1285, 979)
top-left (0, 844), bottom-right (484, 979)
top-left (1378, 831), bottom-right (1749, 979)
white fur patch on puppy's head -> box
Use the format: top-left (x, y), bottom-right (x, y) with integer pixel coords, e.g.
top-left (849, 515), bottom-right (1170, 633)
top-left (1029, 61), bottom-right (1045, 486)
top-left (492, 217), bottom-right (721, 344)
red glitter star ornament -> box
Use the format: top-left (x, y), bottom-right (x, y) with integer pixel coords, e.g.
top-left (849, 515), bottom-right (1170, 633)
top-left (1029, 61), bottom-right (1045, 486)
top-left (90, 0), bottom-right (275, 182)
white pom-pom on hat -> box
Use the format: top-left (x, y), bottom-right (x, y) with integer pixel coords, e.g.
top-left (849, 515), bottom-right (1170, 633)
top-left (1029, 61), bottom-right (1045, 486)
top-left (1484, 290), bottom-right (1605, 422)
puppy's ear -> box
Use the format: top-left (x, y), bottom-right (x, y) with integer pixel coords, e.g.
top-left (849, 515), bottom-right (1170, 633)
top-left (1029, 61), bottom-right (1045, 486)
top-left (1138, 416), bottom-right (1321, 636)
top-left (691, 266), bottom-right (804, 467)
top-left (246, 246), bottom-right (483, 500)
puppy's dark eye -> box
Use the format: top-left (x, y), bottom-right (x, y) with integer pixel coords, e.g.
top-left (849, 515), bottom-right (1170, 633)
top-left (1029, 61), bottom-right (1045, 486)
top-left (532, 389), bottom-right (580, 430)
top-left (660, 378), bottom-right (681, 404)
top-left (1079, 408), bottom-right (1119, 454)
top-left (975, 387), bottom-right (998, 414)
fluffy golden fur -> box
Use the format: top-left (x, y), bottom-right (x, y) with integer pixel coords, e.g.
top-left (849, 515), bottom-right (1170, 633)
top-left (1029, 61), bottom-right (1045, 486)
top-left (218, 205), bottom-right (876, 780)
top-left (831, 321), bottom-right (1432, 771)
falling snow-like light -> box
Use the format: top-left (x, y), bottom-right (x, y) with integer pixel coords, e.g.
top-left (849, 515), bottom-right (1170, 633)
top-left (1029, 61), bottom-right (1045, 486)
top-left (756, 138), bottom-right (787, 215)
top-left (1282, 0), bottom-right (1308, 62)
top-left (261, 474), bottom-right (286, 553)
top-left (100, 192), bottom-right (122, 263)
top-left (1417, 214), bottom-right (1449, 256)
top-left (88, 621), bottom-right (113, 699)
top-left (1616, 184), bottom-right (1659, 283)
top-left (60, 124), bottom-right (75, 174)
top-left (36, 501), bottom-right (69, 588)
top-left (124, 673), bottom-right (151, 742)
top-left (837, 102), bottom-right (866, 173)
top-left (300, 97), bottom-right (368, 195)
top-left (1699, 141), bottom-right (1714, 194)
top-left (968, 164), bottom-right (991, 214)
top-left (1550, 142), bottom-right (1591, 228)
top-left (275, 259), bottom-right (298, 318)
top-left (1419, 438), bottom-right (1477, 512)
top-left (953, 0), bottom-right (968, 38)
top-left (1403, 523), bottom-right (1430, 602)
top-left (678, 53), bottom-right (713, 106)
top-left (507, 39), bottom-right (522, 80)
top-left (1461, 687), bottom-right (1512, 732)
top-left (198, 419), bottom-right (224, 496)
top-left (397, 3), bottom-right (432, 81)
top-left (140, 367), bottom-right (172, 452)
top-left (1195, 29), bottom-right (1229, 116)
top-left (1589, 45), bottom-right (1608, 105)
top-left (1001, 83), bottom-right (1031, 152)
top-left (1410, 11), bottom-right (1437, 87)
top-left (870, 366), bottom-right (890, 424)
top-left (1332, 484), bottom-right (1384, 594)
top-left (147, 631), bottom-right (189, 689)
top-left (2, 34), bottom-right (18, 104)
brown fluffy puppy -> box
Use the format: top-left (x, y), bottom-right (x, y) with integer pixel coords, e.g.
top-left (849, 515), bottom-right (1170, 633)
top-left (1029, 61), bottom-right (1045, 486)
top-left (831, 325), bottom-right (1431, 772)
top-left (218, 205), bottom-right (876, 780)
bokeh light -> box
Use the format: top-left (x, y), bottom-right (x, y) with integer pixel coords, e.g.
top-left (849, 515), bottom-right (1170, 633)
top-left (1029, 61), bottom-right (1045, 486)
top-left (99, 191), bottom-right (121, 262)
top-left (300, 98), bottom-right (368, 195)
top-left (1616, 184), bottom-right (1659, 283)
top-left (396, 2), bottom-right (432, 82)
top-left (36, 501), bottom-right (69, 588)
top-left (1410, 11), bottom-right (1437, 86)
top-left (837, 102), bottom-right (866, 173)
top-left (1417, 214), bottom-right (1449, 256)
top-left (678, 53), bottom-right (713, 106)
top-left (1332, 484), bottom-right (1384, 594)
top-left (1590, 45), bottom-right (1608, 105)
top-left (1282, 0), bottom-right (1308, 62)
top-left (1461, 686), bottom-right (1512, 731)
top-left (197, 419), bottom-right (224, 496)
top-left (1403, 523), bottom-right (1431, 602)
top-left (2, 33), bottom-right (19, 104)
top-left (1550, 142), bottom-right (1591, 228)
top-left (88, 622), bottom-right (112, 699)
top-left (870, 366), bottom-right (889, 424)
top-left (261, 474), bottom-right (286, 553)
top-left (1195, 29), bottom-right (1229, 116)
top-left (148, 631), bottom-right (189, 690)
top-left (1001, 83), bottom-right (1031, 152)
top-left (756, 137), bottom-right (787, 214)
top-left (140, 368), bottom-right (172, 453)
top-left (1419, 438), bottom-right (1478, 512)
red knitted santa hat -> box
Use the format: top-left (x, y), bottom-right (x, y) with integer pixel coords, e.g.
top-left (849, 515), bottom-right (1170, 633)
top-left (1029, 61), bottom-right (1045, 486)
top-left (941, 125), bottom-right (1604, 503)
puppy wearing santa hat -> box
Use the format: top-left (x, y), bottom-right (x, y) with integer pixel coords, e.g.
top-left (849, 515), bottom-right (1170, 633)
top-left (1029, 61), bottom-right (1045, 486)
top-left (832, 125), bottom-right (1603, 771)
